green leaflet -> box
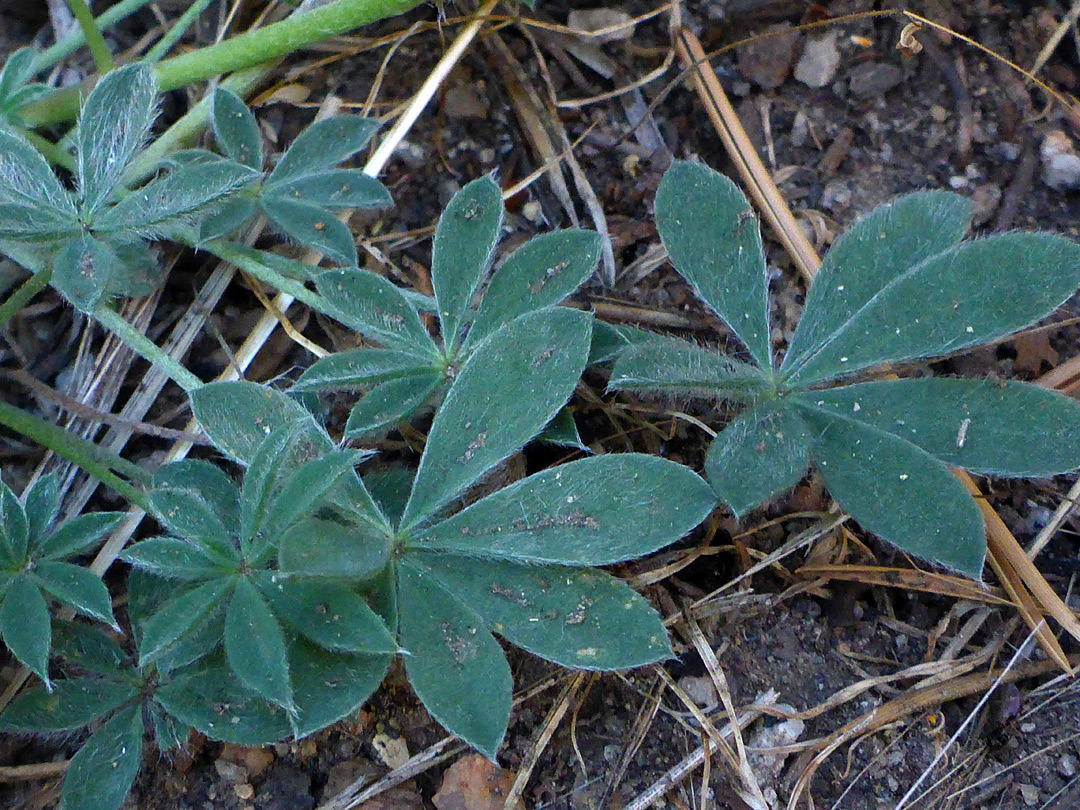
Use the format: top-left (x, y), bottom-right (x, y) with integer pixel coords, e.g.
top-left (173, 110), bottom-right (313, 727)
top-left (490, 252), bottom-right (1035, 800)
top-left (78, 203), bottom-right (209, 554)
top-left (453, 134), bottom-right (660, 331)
top-left (120, 537), bottom-right (232, 580)
top-left (786, 232), bottom-right (1080, 386)
top-left (35, 512), bottom-right (121, 561)
top-left (75, 63), bottom-right (156, 217)
top-left (344, 371), bottom-right (444, 438)
top-left (32, 561), bottom-right (117, 627)
top-left (262, 451), bottom-right (362, 537)
top-left (138, 576), bottom-right (232, 665)
top-left (315, 268), bottom-right (438, 354)
top-left (287, 638), bottom-right (391, 738)
top-left (274, 169), bottom-right (392, 210)
top-left (260, 195), bottom-right (358, 266)
top-left (400, 307), bottom-right (592, 530)
top-left (414, 454), bottom-right (716, 565)
top-left (52, 234), bottom-right (115, 311)
top-left (782, 191), bottom-right (972, 374)
top-left (0, 677), bottom-right (138, 732)
top-left (58, 706), bottom-right (143, 810)
top-left (191, 380), bottom-right (327, 465)
top-left (797, 404), bottom-right (986, 578)
top-left (799, 379), bottom-right (1080, 477)
top-left (153, 460), bottom-right (241, 538)
top-left (51, 623), bottom-right (126, 676)
top-left (0, 127), bottom-right (74, 212)
top-left (0, 478), bottom-right (28, 562)
top-left (409, 553), bottom-right (673, 670)
top-left (293, 347), bottom-right (432, 392)
top-left (225, 577), bottom-right (293, 714)
top-left (277, 518), bottom-right (390, 580)
top-left (151, 486), bottom-right (232, 553)
top-left (609, 336), bottom-right (771, 400)
top-left (431, 175), bottom-right (504, 352)
top-left (465, 229), bottom-right (602, 347)
top-left (397, 560), bottom-right (512, 759)
top-left (536, 408), bottom-right (588, 451)
top-left (1, 575), bottom-right (51, 684)
top-left (266, 116), bottom-right (380, 185)
top-left (211, 87), bottom-right (263, 170)
top-left (655, 161), bottom-right (771, 369)
top-left (705, 399), bottom-right (812, 517)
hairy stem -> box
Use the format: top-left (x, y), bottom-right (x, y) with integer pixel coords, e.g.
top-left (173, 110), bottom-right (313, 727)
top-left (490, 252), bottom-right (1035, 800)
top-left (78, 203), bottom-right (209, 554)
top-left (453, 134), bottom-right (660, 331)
top-left (93, 304), bottom-right (203, 393)
top-left (145, 0), bottom-right (215, 63)
top-left (64, 0), bottom-right (115, 74)
top-left (22, 0), bottom-right (425, 128)
top-left (209, 240), bottom-right (334, 317)
top-left (0, 269), bottom-right (51, 331)
top-left (0, 399), bottom-right (150, 508)
top-left (34, 0), bottom-right (152, 73)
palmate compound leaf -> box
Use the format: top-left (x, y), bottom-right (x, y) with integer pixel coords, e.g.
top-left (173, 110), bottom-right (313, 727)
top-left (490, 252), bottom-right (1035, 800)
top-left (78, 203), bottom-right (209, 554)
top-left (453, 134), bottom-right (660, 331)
top-left (781, 191), bottom-right (973, 375)
top-left (430, 175), bottom-right (504, 353)
top-left (76, 63), bottom-right (157, 218)
top-left (464, 229), bottom-right (603, 348)
top-left (654, 161), bottom-right (771, 369)
top-left (784, 232), bottom-right (1080, 387)
top-left (414, 454), bottom-right (716, 565)
top-left (315, 267), bottom-right (439, 354)
top-left (794, 402), bottom-right (987, 578)
top-left (399, 307), bottom-right (592, 532)
top-left (802, 378), bottom-right (1080, 477)
top-left (397, 560), bottom-right (512, 759)
top-left (58, 705), bottom-right (143, 810)
top-left (407, 553), bottom-right (673, 670)
top-left (704, 399), bottom-right (812, 518)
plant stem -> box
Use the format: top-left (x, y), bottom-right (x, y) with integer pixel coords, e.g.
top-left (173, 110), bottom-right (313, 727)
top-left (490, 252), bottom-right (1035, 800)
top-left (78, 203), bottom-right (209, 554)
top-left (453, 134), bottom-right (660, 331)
top-left (0, 399), bottom-right (150, 508)
top-left (209, 240), bottom-right (334, 317)
top-left (0, 269), bottom-right (51, 330)
top-left (93, 304), bottom-right (203, 393)
top-left (145, 0), bottom-right (214, 63)
top-left (21, 0), bottom-right (425, 128)
top-left (64, 0), bottom-right (115, 74)
top-left (34, 0), bottom-right (152, 74)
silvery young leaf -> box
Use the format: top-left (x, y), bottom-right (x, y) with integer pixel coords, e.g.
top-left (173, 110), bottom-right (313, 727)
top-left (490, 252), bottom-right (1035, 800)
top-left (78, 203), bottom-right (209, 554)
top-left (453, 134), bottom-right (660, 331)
top-left (800, 378), bottom-right (1080, 477)
top-left (277, 518), bottom-right (391, 580)
top-left (121, 537), bottom-right (232, 580)
top-left (191, 380), bottom-right (322, 465)
top-left (94, 160), bottom-right (258, 236)
top-left (153, 460), bottom-right (240, 538)
top-left (33, 561), bottom-right (117, 627)
top-left (36, 512), bottom-right (122, 561)
top-left (53, 234), bottom-right (115, 312)
top-left (797, 405), bottom-right (986, 578)
top-left (655, 161), bottom-right (771, 369)
top-left (705, 399), bottom-right (812, 517)
top-left (431, 175), bottom-right (503, 352)
top-left (267, 116), bottom-right (379, 185)
top-left (0, 478), bottom-right (28, 562)
top-left (260, 195), bottom-right (357, 266)
top-left (156, 660), bottom-right (289, 745)
top-left (225, 577), bottom-right (293, 713)
top-left (536, 408), bottom-right (587, 451)
top-left (257, 575), bottom-right (396, 654)
top-left (0, 678), bottom-right (137, 732)
top-left (211, 88), bottom-right (263, 170)
top-left (787, 233), bottom-right (1080, 386)
top-left (400, 308), bottom-right (591, 532)
top-left (263, 451), bottom-right (362, 537)
top-left (138, 576), bottom-right (232, 665)
top-left (397, 560), bottom-right (511, 759)
top-left (316, 268), bottom-right (439, 354)
top-left (344, 371), bottom-right (443, 438)
top-left (274, 169), bottom-right (391, 210)
top-left (781, 191), bottom-right (972, 375)
top-left (288, 638), bottom-right (391, 738)
top-left (1, 576), bottom-right (51, 684)
top-left (58, 705), bottom-right (143, 810)
top-left (415, 454), bottom-right (715, 564)
top-left (409, 553), bottom-right (673, 670)
top-left (0, 127), bottom-right (75, 212)
top-left (76, 63), bottom-right (157, 217)
top-left (466, 229), bottom-right (602, 348)
top-left (51, 623), bottom-right (125, 676)
top-left (588, 321), bottom-right (655, 366)
top-left (609, 336), bottom-right (771, 401)
top-left (293, 347), bottom-right (433, 393)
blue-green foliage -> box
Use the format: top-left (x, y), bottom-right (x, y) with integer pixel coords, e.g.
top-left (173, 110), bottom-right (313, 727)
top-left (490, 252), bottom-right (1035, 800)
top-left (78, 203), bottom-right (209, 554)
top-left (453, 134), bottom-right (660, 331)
top-left (611, 161), bottom-right (1080, 578)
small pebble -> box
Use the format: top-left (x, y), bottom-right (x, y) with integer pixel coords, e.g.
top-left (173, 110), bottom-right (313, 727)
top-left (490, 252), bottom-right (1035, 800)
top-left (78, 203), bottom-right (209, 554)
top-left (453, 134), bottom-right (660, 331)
top-left (738, 23), bottom-right (799, 89)
top-left (929, 104), bottom-right (948, 123)
top-left (1040, 130), bottom-right (1080, 190)
top-left (234, 784), bottom-right (255, 801)
top-left (795, 32), bottom-right (841, 88)
top-left (214, 760), bottom-right (247, 784)
top-left (1019, 783), bottom-right (1039, 806)
top-left (1060, 754), bottom-right (1078, 777)
top-left (1020, 722), bottom-right (1036, 733)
